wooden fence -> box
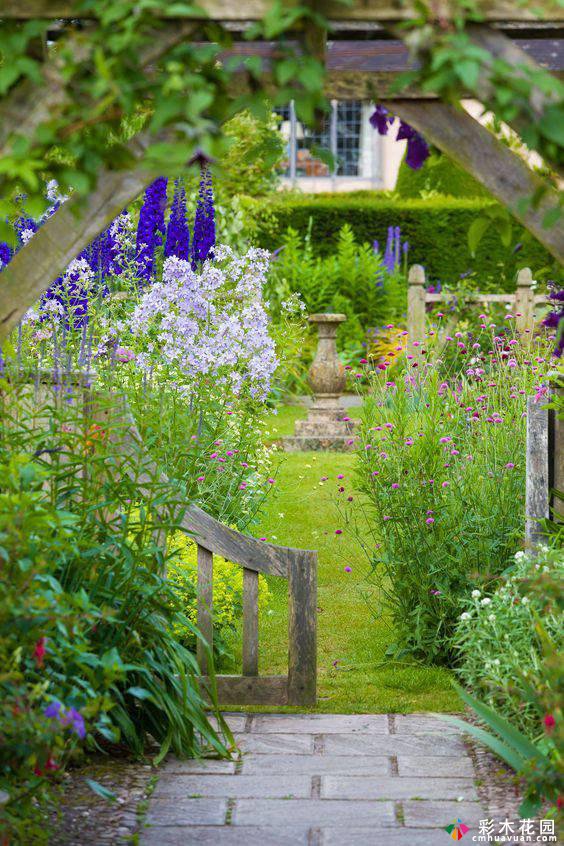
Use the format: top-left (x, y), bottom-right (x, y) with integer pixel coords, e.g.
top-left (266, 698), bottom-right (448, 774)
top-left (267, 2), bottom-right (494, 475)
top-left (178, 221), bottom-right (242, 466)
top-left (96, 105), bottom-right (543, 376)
top-left (525, 377), bottom-right (564, 545)
top-left (19, 377), bottom-right (317, 707)
top-left (407, 265), bottom-right (547, 342)
top-left (93, 392), bottom-right (318, 707)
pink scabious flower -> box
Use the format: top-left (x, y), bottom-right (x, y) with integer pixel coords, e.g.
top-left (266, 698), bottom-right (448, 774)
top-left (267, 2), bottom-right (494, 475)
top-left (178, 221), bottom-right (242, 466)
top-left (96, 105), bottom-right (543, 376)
top-left (239, 482), bottom-right (247, 489)
top-left (209, 452), bottom-right (218, 459)
top-left (337, 474), bottom-right (345, 479)
top-left (115, 346), bottom-right (136, 363)
top-left (344, 566), bottom-right (352, 573)
top-left (371, 471), bottom-right (379, 477)
top-left (426, 517), bottom-right (435, 525)
top-left (505, 462), bottom-right (515, 469)
top-left (267, 478), bottom-right (275, 484)
top-left (437, 312), bottom-right (444, 318)
top-left (439, 436), bottom-right (452, 443)
top-left (359, 358), bottom-right (368, 364)
top-left (335, 529), bottom-right (343, 535)
top-left (383, 515), bottom-right (391, 521)
top-left (196, 475), bottom-right (205, 482)
top-left (391, 483), bottom-right (400, 489)
top-left (442, 481), bottom-right (449, 488)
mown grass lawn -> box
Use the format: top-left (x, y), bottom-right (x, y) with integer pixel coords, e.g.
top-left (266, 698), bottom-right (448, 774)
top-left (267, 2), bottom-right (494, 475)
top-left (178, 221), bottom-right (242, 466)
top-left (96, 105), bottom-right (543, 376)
top-left (226, 406), bottom-right (460, 714)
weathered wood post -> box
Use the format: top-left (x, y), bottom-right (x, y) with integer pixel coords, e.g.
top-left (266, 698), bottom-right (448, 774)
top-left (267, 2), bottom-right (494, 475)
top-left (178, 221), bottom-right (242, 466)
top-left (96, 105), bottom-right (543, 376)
top-left (551, 375), bottom-right (564, 526)
top-left (514, 267), bottom-right (535, 332)
top-left (407, 264), bottom-right (426, 345)
top-left (526, 393), bottom-right (550, 545)
top-left (525, 375), bottom-right (564, 545)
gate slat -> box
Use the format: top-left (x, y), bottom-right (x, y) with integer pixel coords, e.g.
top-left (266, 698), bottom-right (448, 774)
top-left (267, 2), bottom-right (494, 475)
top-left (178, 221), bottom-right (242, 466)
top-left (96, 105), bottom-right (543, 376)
top-left (242, 567), bottom-right (259, 676)
top-left (197, 545), bottom-right (213, 673)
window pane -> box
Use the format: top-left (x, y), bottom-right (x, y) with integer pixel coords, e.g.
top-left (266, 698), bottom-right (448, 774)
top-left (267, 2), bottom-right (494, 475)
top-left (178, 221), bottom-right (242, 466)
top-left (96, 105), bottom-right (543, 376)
top-left (336, 101), bottom-right (362, 176)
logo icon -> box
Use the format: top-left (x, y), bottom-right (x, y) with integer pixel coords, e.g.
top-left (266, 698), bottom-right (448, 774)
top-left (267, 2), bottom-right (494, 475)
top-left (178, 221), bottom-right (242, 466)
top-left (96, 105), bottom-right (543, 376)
top-left (444, 819), bottom-right (470, 841)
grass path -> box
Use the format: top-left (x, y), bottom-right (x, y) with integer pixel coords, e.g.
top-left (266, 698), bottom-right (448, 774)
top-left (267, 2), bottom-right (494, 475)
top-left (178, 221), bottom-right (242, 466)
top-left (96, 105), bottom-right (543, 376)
top-left (228, 406), bottom-right (460, 714)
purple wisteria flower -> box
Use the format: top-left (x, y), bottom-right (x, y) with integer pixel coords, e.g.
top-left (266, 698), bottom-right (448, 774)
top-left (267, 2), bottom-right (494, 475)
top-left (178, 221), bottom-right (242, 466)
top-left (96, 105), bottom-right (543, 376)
top-left (369, 104), bottom-right (393, 135)
top-left (191, 164), bottom-right (215, 270)
top-left (370, 104), bottom-right (430, 170)
top-left (165, 179), bottom-right (190, 261)
top-left (136, 177), bottom-right (168, 286)
top-left (396, 121), bottom-right (430, 170)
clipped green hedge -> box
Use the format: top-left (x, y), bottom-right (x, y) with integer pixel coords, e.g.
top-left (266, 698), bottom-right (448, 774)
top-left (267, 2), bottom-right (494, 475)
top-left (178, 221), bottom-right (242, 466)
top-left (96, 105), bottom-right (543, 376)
top-left (395, 152), bottom-right (491, 200)
top-left (245, 194), bottom-right (554, 287)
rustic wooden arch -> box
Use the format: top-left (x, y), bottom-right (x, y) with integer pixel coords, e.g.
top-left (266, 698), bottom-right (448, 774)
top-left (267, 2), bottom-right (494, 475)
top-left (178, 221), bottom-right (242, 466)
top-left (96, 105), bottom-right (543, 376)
top-left (1, 1), bottom-right (564, 342)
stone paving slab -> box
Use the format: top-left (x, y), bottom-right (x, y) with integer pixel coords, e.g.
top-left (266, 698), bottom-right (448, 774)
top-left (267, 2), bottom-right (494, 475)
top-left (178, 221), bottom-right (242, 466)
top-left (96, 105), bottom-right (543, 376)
top-left (241, 754), bottom-right (390, 775)
top-left (321, 775), bottom-right (477, 801)
top-left (141, 713), bottom-right (484, 845)
top-left (403, 799), bottom-right (484, 828)
top-left (154, 775), bottom-right (311, 799)
top-left (251, 713), bottom-right (388, 734)
top-left (322, 828), bottom-right (465, 846)
top-left (145, 798), bottom-right (227, 827)
top-left (232, 798), bottom-right (397, 827)
top-left (164, 757), bottom-right (237, 775)
top-left (398, 755), bottom-right (475, 778)
top-left (395, 713), bottom-right (460, 734)
top-left (234, 732), bottom-right (314, 755)
top-left (207, 713), bottom-right (248, 733)
top-left (142, 826), bottom-right (310, 845)
top-left (323, 732), bottom-right (466, 757)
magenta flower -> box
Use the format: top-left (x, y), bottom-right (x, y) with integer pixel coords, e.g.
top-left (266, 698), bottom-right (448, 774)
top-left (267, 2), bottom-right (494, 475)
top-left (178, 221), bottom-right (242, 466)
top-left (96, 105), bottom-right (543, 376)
top-left (426, 517), bottom-right (435, 525)
top-left (267, 478), bottom-right (275, 484)
top-left (196, 475), bottom-right (205, 482)
top-left (337, 474), bottom-right (345, 480)
top-left (335, 529), bottom-right (343, 535)
top-left (391, 483), bottom-right (399, 489)
top-left (442, 481), bottom-right (449, 488)
top-left (344, 566), bottom-right (352, 573)
top-left (505, 462), bottom-right (515, 469)
top-left (383, 515), bottom-right (391, 521)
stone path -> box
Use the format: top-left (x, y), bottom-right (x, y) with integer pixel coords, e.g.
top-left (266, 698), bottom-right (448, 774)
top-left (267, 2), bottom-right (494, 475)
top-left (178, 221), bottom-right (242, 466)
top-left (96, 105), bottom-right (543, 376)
top-left (140, 712), bottom-right (486, 845)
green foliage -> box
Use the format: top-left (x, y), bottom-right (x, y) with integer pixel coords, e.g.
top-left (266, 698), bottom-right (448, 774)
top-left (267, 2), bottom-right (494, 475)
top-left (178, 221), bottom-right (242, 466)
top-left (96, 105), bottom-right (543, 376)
top-left (453, 546), bottom-right (563, 738)
top-left (0, 1), bottom-right (331, 229)
top-left (244, 194), bottom-right (555, 287)
top-left (267, 222), bottom-right (407, 350)
top-left (0, 384), bottom-right (232, 841)
top-left (445, 683), bottom-right (563, 820)
top-left (395, 151), bottom-right (490, 199)
top-left (398, 12), bottom-right (564, 176)
top-left (343, 328), bottom-right (552, 663)
top-left (218, 110), bottom-right (285, 198)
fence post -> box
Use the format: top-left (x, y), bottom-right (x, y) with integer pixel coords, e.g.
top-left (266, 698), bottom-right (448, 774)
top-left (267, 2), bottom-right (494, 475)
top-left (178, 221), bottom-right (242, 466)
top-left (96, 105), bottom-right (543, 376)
top-left (551, 375), bottom-right (564, 526)
top-left (514, 267), bottom-right (535, 333)
top-left (407, 264), bottom-right (426, 345)
top-left (525, 395), bottom-right (550, 545)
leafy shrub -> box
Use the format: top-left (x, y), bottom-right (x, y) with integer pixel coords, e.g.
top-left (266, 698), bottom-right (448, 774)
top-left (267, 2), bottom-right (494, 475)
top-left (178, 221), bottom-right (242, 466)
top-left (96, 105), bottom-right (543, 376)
top-left (395, 151), bottom-right (491, 199)
top-left (0, 385), bottom-right (231, 842)
top-left (168, 533), bottom-right (270, 662)
top-left (448, 684), bottom-right (563, 819)
top-left (453, 546), bottom-right (563, 737)
top-left (267, 222), bottom-right (407, 349)
top-left (243, 194), bottom-right (555, 287)
top-left (340, 325), bottom-right (553, 663)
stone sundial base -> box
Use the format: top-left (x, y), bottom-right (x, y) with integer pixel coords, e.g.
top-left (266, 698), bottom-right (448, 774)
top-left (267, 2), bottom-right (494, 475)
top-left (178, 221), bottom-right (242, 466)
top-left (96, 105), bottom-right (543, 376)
top-left (282, 313), bottom-right (358, 452)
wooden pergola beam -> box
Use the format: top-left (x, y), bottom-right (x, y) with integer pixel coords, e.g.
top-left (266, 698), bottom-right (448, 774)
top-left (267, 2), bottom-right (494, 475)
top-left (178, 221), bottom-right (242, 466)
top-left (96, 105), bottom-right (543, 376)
top-left (3, 0), bottom-right (564, 22)
top-left (388, 99), bottom-right (564, 264)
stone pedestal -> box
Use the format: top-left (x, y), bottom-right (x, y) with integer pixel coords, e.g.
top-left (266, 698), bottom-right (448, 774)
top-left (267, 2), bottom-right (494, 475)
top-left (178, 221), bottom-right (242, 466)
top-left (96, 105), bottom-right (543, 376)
top-left (284, 314), bottom-right (357, 452)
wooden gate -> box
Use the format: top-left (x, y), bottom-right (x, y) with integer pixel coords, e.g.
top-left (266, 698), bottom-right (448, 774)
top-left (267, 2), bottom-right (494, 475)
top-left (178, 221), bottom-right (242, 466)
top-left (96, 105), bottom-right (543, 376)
top-left (187, 505), bottom-right (317, 706)
top-left (92, 390), bottom-right (318, 707)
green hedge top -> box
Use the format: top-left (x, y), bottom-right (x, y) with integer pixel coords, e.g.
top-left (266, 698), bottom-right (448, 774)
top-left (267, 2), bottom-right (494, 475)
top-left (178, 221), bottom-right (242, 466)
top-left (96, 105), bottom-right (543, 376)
top-left (245, 194), bottom-right (554, 288)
